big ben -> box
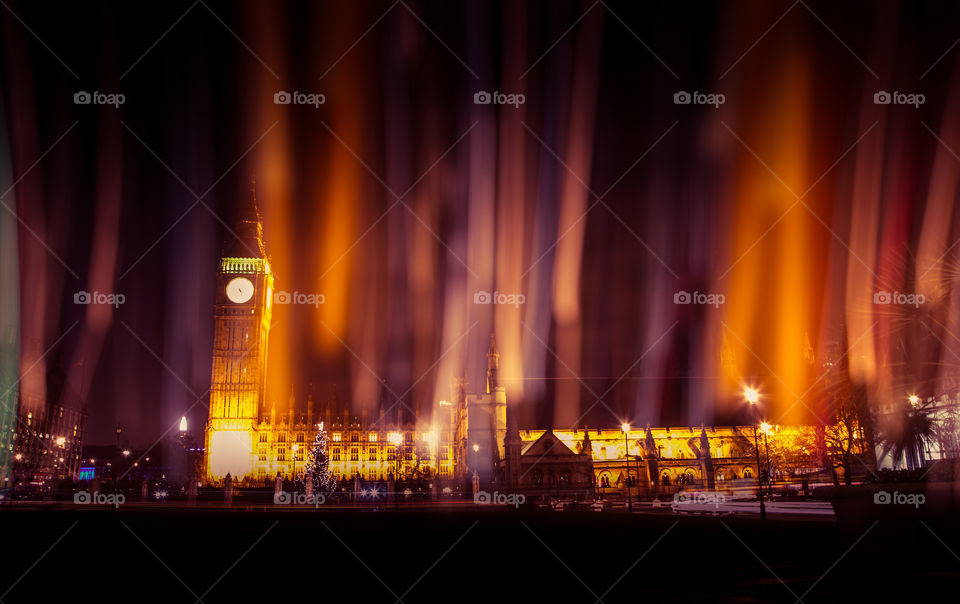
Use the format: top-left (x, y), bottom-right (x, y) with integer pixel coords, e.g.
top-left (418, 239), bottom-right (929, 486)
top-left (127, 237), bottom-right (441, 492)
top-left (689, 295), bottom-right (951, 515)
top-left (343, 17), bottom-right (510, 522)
top-left (204, 190), bottom-right (274, 481)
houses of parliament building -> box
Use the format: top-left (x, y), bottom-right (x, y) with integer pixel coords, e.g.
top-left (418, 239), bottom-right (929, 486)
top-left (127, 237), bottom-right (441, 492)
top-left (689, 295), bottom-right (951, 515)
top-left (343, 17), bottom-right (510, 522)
top-left (203, 195), bottom-right (813, 498)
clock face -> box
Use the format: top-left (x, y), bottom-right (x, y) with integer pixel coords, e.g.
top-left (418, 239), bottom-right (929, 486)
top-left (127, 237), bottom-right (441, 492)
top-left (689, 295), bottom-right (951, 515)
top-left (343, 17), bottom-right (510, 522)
top-left (226, 277), bottom-right (255, 303)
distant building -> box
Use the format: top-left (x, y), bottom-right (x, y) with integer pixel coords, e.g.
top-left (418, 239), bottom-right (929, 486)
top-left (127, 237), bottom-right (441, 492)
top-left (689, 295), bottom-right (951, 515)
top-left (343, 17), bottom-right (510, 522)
top-left (12, 395), bottom-right (86, 485)
top-left (10, 355), bottom-right (86, 487)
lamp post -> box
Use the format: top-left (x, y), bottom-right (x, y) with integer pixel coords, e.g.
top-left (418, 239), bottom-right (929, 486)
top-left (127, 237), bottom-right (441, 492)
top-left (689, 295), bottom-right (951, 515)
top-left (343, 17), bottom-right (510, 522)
top-left (621, 423), bottom-right (632, 514)
top-left (744, 387), bottom-right (766, 520)
top-left (291, 443), bottom-right (299, 480)
top-left (759, 422), bottom-right (773, 495)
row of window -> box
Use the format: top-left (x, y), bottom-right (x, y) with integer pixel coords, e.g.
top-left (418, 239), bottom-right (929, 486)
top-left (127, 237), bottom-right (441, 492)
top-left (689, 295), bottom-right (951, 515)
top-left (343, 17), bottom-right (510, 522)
top-left (259, 432), bottom-right (307, 443)
top-left (254, 431), bottom-right (454, 444)
top-left (256, 447), bottom-right (451, 462)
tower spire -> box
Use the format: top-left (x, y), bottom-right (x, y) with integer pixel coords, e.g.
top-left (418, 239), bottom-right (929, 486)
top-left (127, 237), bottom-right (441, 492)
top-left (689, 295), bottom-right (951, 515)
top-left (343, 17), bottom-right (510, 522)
top-left (224, 176), bottom-right (267, 259)
top-left (486, 332), bottom-right (499, 394)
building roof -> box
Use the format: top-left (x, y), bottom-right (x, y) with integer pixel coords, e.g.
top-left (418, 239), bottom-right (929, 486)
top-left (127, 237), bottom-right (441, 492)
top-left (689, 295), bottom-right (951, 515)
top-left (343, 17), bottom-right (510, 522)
top-left (521, 430), bottom-right (578, 457)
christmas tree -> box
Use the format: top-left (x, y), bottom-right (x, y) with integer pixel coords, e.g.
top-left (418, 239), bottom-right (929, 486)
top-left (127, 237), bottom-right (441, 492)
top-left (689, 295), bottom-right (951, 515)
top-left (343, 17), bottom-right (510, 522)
top-left (299, 422), bottom-right (337, 496)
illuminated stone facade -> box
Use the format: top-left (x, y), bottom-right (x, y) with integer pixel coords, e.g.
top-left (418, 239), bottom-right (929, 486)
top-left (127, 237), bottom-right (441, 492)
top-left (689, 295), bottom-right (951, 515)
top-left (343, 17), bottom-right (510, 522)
top-left (203, 199), bottom-right (827, 492)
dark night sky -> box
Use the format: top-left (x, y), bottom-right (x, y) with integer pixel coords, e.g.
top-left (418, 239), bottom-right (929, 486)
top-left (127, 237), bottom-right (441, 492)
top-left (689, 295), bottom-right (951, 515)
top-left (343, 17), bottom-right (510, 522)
top-left (3, 1), bottom-right (960, 448)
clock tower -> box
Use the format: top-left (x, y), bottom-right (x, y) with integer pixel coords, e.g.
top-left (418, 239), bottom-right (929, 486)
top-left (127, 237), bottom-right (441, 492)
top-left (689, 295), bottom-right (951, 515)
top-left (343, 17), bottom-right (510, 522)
top-left (204, 188), bottom-right (274, 482)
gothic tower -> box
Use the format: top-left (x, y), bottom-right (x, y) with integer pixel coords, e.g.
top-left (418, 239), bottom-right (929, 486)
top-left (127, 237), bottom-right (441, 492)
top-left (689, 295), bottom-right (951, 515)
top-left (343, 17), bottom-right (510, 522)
top-left (204, 183), bottom-right (275, 481)
top-left (486, 332), bottom-right (499, 394)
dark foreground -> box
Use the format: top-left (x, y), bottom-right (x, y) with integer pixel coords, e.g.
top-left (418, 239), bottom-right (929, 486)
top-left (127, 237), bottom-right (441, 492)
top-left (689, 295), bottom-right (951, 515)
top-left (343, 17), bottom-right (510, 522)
top-left (0, 507), bottom-right (956, 603)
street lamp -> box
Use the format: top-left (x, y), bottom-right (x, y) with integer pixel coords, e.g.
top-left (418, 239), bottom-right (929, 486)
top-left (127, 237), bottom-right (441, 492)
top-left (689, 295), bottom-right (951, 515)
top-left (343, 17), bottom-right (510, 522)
top-left (621, 423), bottom-right (632, 514)
top-left (743, 387), bottom-right (766, 520)
top-left (907, 394), bottom-right (924, 466)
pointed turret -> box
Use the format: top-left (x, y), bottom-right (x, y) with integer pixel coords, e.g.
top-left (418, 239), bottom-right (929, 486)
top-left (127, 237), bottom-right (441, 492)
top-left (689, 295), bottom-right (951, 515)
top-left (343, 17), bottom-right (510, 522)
top-left (644, 425), bottom-right (660, 490)
top-left (307, 391), bottom-right (315, 428)
top-left (581, 429), bottom-right (593, 459)
top-left (486, 332), bottom-right (500, 394)
top-left (287, 385), bottom-right (296, 425)
top-left (699, 427), bottom-right (715, 489)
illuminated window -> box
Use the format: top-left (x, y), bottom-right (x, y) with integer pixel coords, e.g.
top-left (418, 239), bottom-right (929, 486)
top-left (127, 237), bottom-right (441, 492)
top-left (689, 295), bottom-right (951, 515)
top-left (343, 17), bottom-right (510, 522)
top-left (332, 433), bottom-right (341, 442)
top-left (295, 448), bottom-right (304, 461)
top-left (368, 433), bottom-right (377, 442)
